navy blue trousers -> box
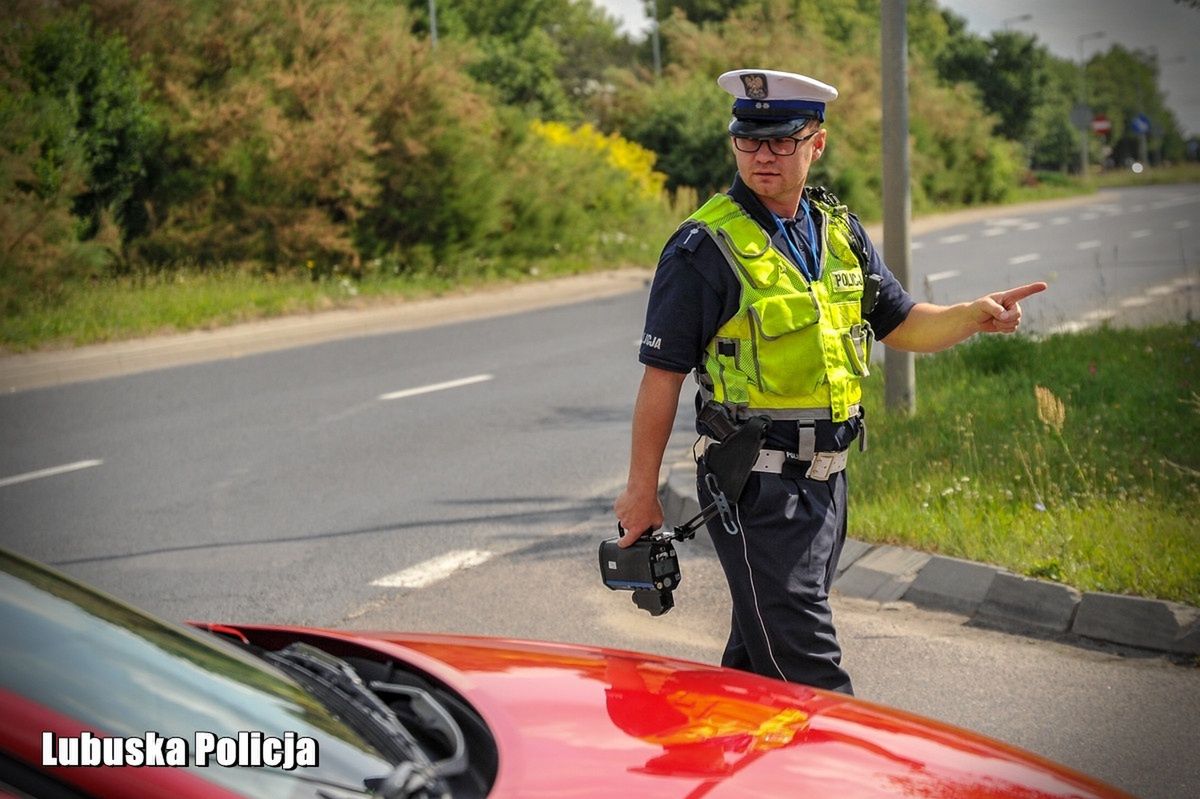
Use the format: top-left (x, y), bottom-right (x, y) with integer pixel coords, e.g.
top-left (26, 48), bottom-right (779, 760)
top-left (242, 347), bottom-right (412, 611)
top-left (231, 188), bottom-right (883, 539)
top-left (697, 461), bottom-right (853, 694)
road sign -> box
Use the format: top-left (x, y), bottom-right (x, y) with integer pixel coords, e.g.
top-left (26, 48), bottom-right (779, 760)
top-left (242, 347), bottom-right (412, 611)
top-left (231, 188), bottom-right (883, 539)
top-left (1070, 103), bottom-right (1092, 129)
top-left (1091, 114), bottom-right (1111, 135)
top-left (1131, 113), bottom-right (1151, 134)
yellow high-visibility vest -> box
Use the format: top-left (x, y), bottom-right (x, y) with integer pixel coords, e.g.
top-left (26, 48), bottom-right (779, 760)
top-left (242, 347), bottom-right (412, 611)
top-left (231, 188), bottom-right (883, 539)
top-left (689, 192), bottom-right (872, 422)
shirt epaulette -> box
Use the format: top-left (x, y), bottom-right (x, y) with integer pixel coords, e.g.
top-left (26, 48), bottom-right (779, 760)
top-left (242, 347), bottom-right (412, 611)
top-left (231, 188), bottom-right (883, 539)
top-left (676, 224), bottom-right (707, 254)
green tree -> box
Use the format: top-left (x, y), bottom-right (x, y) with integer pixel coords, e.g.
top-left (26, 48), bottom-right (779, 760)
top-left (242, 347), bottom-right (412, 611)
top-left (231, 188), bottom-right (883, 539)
top-left (605, 68), bottom-right (733, 196)
top-left (1027, 57), bottom-right (1081, 171)
top-left (405, 0), bottom-right (634, 119)
top-left (644, 0), bottom-right (747, 26)
top-left (1088, 45), bottom-right (1186, 165)
top-left (608, 0), bottom-right (1017, 213)
top-left (936, 27), bottom-right (1050, 144)
top-left (14, 7), bottom-right (161, 243)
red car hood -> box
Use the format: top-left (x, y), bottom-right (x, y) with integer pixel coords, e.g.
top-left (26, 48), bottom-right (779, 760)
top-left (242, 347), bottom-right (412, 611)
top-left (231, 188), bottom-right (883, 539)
top-left (210, 625), bottom-right (1131, 799)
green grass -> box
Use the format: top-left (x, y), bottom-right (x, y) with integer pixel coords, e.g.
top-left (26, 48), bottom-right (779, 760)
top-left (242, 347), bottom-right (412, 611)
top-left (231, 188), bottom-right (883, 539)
top-left (854, 325), bottom-right (1200, 606)
top-left (0, 249), bottom-right (651, 352)
top-left (895, 164), bottom-right (1200, 222)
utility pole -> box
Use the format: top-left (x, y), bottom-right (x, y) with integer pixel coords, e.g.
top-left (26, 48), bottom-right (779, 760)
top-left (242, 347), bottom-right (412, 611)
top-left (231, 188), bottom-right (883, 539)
top-left (1076, 31), bottom-right (1105, 176)
top-left (428, 0), bottom-right (438, 50)
top-left (882, 0), bottom-right (914, 414)
top-left (650, 0), bottom-right (662, 79)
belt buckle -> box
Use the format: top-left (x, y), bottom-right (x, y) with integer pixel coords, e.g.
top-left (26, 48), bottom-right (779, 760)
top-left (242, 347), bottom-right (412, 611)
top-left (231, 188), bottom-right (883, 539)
top-left (805, 450), bottom-right (847, 481)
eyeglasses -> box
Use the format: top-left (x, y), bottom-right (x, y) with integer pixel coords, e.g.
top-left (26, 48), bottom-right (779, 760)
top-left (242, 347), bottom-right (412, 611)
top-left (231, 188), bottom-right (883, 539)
top-left (732, 128), bottom-right (820, 156)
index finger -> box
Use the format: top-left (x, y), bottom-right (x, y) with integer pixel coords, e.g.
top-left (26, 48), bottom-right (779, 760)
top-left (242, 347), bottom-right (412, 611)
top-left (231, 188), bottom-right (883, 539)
top-left (998, 282), bottom-right (1047, 307)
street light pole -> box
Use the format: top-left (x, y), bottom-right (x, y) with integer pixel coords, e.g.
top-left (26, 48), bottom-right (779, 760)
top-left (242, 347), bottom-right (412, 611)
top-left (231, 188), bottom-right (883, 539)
top-left (882, 0), bottom-right (914, 414)
top-left (428, 0), bottom-right (438, 49)
top-left (1076, 31), bottom-right (1105, 176)
top-left (650, 0), bottom-right (662, 79)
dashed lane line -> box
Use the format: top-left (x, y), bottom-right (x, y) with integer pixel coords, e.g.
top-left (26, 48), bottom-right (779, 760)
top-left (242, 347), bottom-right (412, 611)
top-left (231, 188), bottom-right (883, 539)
top-left (1076, 240), bottom-right (1101, 250)
top-left (371, 549), bottom-right (494, 589)
top-left (1008, 253), bottom-right (1040, 265)
top-left (378, 374), bottom-right (493, 402)
top-left (0, 460), bottom-right (103, 489)
top-left (926, 270), bottom-right (961, 283)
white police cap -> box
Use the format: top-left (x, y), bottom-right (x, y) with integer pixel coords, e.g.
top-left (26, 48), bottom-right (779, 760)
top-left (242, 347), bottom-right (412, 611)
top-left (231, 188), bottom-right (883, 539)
top-left (718, 69), bottom-right (838, 138)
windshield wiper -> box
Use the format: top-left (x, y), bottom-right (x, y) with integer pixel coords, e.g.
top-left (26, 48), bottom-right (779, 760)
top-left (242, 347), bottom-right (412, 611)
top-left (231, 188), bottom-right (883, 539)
top-left (262, 643), bottom-right (449, 799)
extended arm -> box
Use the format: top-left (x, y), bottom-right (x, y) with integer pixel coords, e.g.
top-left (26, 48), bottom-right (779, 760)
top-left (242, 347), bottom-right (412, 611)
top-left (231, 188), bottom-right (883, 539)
top-left (881, 282), bottom-right (1047, 353)
top-left (612, 366), bottom-right (689, 548)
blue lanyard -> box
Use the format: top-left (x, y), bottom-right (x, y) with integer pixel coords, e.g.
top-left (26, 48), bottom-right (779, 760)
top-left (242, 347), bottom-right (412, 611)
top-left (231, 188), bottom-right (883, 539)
top-left (773, 201), bottom-right (820, 282)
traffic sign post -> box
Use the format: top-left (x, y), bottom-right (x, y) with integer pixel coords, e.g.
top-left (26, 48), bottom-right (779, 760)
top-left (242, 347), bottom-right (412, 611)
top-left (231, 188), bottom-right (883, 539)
top-left (1091, 114), bottom-right (1111, 136)
top-left (1131, 113), bottom-right (1151, 166)
top-left (1070, 104), bottom-right (1092, 175)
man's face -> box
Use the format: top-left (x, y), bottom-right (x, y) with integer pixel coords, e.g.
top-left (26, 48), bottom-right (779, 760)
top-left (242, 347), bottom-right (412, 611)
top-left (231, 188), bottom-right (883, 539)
top-left (731, 123), bottom-right (826, 215)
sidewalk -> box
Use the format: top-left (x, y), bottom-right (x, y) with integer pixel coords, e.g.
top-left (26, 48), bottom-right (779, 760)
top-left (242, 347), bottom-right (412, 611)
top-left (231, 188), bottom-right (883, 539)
top-left (657, 432), bottom-right (1200, 660)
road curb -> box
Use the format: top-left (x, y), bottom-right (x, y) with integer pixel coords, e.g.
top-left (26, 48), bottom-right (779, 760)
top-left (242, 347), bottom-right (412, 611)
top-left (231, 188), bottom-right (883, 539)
top-left (659, 452), bottom-right (1200, 659)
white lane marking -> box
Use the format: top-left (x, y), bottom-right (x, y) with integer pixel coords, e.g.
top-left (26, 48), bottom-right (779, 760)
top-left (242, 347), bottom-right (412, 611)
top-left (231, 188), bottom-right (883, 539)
top-left (938, 233), bottom-right (969, 244)
top-left (0, 460), bottom-right (103, 489)
top-left (1077, 240), bottom-right (1101, 250)
top-left (1018, 222), bottom-right (1042, 231)
top-left (1051, 216), bottom-right (1071, 225)
top-left (1080, 212), bottom-right (1099, 220)
top-left (1008, 253), bottom-right (1040, 265)
top-left (1120, 297), bottom-right (1153, 308)
top-left (926, 270), bottom-right (961, 283)
top-left (379, 374), bottom-right (493, 401)
top-left (1174, 220), bottom-right (1192, 229)
top-left (1081, 310), bottom-right (1115, 322)
top-left (983, 228), bottom-right (1005, 237)
top-left (1130, 229), bottom-right (1152, 239)
top-left (371, 549), bottom-right (493, 588)
top-left (1047, 321), bottom-right (1090, 335)
top-left (911, 241), bottom-right (925, 250)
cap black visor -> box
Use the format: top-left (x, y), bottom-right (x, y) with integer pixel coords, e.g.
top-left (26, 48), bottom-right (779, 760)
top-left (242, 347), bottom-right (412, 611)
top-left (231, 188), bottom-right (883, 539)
top-left (729, 116), bottom-right (817, 140)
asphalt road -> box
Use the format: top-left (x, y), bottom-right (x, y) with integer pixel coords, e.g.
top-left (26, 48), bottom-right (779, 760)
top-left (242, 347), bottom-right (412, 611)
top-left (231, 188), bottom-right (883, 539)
top-left (1, 183), bottom-right (1198, 798)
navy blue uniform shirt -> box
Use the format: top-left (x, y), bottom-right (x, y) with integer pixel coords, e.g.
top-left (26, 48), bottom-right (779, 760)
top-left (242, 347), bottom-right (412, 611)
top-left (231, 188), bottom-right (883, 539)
top-left (639, 174), bottom-right (915, 451)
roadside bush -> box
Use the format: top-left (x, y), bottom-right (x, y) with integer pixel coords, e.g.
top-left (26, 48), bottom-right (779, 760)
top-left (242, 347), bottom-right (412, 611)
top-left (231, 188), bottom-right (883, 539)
top-left (14, 6), bottom-right (161, 244)
top-left (0, 4), bottom-right (136, 311)
top-left (495, 119), bottom-right (674, 262)
top-left (603, 65), bottom-right (734, 197)
top-left (608, 0), bottom-right (1017, 216)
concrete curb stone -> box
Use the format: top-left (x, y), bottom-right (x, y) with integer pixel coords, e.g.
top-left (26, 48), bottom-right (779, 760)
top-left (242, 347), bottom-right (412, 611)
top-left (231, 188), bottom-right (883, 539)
top-left (904, 555), bottom-right (1004, 616)
top-left (834, 546), bottom-right (932, 603)
top-left (1074, 592), bottom-right (1200, 656)
top-left (659, 451), bottom-right (1200, 658)
top-left (974, 572), bottom-right (1082, 634)
top-left (834, 539), bottom-right (873, 578)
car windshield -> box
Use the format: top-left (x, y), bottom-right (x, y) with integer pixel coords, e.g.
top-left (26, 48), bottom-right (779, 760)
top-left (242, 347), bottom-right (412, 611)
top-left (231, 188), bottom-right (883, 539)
top-left (0, 551), bottom-right (394, 797)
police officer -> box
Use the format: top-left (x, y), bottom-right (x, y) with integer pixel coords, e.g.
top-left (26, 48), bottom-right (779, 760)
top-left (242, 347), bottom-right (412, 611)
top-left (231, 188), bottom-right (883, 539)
top-left (613, 68), bottom-right (1045, 694)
